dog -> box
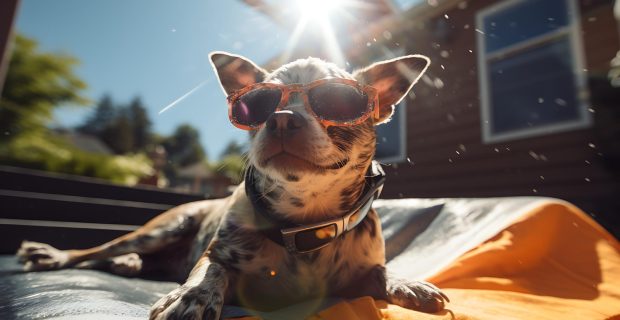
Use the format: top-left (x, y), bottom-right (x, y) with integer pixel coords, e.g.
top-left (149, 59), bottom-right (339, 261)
top-left (16, 51), bottom-right (448, 319)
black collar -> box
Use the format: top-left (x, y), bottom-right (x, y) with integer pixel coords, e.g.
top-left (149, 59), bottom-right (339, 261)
top-left (245, 160), bottom-right (386, 254)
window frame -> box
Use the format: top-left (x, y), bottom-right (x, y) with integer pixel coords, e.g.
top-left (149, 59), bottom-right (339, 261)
top-left (476, 0), bottom-right (591, 144)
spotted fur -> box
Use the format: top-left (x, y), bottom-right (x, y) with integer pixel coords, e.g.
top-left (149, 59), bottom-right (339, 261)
top-left (16, 52), bottom-right (445, 320)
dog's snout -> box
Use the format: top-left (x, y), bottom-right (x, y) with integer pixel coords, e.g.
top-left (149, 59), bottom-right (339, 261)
top-left (265, 110), bottom-right (306, 136)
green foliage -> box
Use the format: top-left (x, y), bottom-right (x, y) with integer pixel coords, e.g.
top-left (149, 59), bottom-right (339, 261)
top-left (0, 34), bottom-right (88, 140)
top-left (0, 133), bottom-right (152, 185)
top-left (212, 153), bottom-right (246, 183)
top-left (161, 124), bottom-right (206, 167)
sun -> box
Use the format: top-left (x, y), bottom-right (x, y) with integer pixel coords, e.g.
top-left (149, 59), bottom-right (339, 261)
top-left (296, 0), bottom-right (344, 20)
top-left (284, 0), bottom-right (354, 67)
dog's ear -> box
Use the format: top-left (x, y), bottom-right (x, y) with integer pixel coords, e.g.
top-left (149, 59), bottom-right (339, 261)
top-left (209, 51), bottom-right (267, 96)
top-left (353, 55), bottom-right (429, 125)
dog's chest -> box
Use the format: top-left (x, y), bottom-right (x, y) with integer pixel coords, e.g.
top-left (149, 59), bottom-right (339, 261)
top-left (217, 210), bottom-right (385, 305)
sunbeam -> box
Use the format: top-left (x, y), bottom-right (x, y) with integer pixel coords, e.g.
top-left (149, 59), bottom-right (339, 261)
top-left (158, 80), bottom-right (207, 115)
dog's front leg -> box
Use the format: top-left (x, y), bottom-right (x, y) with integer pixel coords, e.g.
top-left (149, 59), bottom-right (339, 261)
top-left (150, 254), bottom-right (229, 320)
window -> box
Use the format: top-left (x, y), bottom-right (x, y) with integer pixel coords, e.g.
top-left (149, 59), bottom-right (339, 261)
top-left (476, 0), bottom-right (590, 143)
top-left (375, 101), bottom-right (407, 163)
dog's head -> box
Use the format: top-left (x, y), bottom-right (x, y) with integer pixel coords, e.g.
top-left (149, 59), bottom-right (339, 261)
top-left (210, 52), bottom-right (428, 217)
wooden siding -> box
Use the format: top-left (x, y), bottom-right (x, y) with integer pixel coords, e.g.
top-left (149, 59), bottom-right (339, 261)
top-left (369, 0), bottom-right (620, 236)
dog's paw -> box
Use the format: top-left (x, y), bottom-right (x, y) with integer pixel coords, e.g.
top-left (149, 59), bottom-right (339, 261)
top-left (150, 285), bottom-right (221, 320)
top-left (16, 241), bottom-right (70, 271)
top-left (388, 279), bottom-right (449, 313)
top-left (109, 253), bottom-right (142, 277)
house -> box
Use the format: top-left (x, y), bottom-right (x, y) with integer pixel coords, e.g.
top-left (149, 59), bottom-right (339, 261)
top-left (173, 162), bottom-right (233, 198)
top-left (248, 0), bottom-right (620, 236)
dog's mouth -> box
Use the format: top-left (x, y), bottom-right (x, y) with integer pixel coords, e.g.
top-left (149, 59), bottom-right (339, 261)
top-left (262, 151), bottom-right (349, 172)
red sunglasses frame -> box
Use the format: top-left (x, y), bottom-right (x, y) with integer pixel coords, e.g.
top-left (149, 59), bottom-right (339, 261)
top-left (226, 78), bottom-right (380, 131)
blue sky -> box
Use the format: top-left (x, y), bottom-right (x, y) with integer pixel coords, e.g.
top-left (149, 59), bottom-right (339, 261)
top-left (14, 0), bottom-right (421, 159)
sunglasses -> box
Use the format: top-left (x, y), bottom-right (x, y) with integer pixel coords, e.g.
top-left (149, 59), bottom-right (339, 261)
top-left (226, 78), bottom-right (380, 130)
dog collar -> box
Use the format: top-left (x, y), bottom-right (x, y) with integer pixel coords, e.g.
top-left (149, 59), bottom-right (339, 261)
top-left (245, 160), bottom-right (386, 254)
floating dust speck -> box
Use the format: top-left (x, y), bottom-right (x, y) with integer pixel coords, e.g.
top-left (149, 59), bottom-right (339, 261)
top-left (440, 64), bottom-right (445, 70)
top-left (554, 98), bottom-right (567, 106)
top-left (588, 107), bottom-right (595, 113)
top-left (464, 24), bottom-right (470, 29)
top-left (494, 148), bottom-right (499, 153)
top-left (540, 175), bottom-right (545, 180)
top-left (538, 97), bottom-right (544, 103)
top-left (585, 177), bottom-right (591, 182)
top-left (532, 188), bottom-right (538, 193)
top-left (440, 50), bottom-right (450, 58)
top-left (444, 14), bottom-right (449, 19)
top-left (588, 143), bottom-right (596, 149)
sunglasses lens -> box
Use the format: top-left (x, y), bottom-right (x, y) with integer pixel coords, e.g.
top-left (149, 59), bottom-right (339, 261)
top-left (294, 224), bottom-right (337, 252)
top-left (308, 84), bottom-right (369, 123)
top-left (232, 88), bottom-right (282, 127)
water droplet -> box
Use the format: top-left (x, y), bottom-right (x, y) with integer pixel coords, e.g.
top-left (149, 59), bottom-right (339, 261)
top-left (440, 50), bottom-right (450, 58)
top-left (532, 188), bottom-right (538, 193)
top-left (458, 144), bottom-right (467, 152)
top-left (434, 78), bottom-right (444, 89)
top-left (540, 175), bottom-right (545, 180)
top-left (407, 157), bottom-right (414, 165)
top-left (464, 24), bottom-right (470, 29)
top-left (554, 98), bottom-right (567, 106)
top-left (448, 158), bottom-right (453, 163)
top-left (427, 0), bottom-right (438, 6)
top-left (270, 270), bottom-right (277, 277)
top-left (585, 177), bottom-right (591, 182)
top-left (588, 143), bottom-right (596, 148)
top-left (587, 16), bottom-right (597, 22)
top-left (455, 150), bottom-right (460, 155)
top-left (382, 31), bottom-right (392, 40)
top-left (444, 14), bottom-right (449, 19)
top-left (538, 97), bottom-right (544, 103)
top-left (373, 38), bottom-right (377, 42)
top-left (494, 148), bottom-right (499, 152)
top-left (440, 64), bottom-right (445, 70)
top-left (366, 42), bottom-right (371, 47)
top-left (588, 107), bottom-right (595, 113)
top-left (458, 1), bottom-right (468, 9)
top-left (529, 150), bottom-right (540, 160)
top-left (475, 28), bottom-right (485, 35)
top-left (171, 28), bottom-right (177, 32)
top-left (585, 160), bottom-right (591, 164)
top-left (468, 49), bottom-right (473, 53)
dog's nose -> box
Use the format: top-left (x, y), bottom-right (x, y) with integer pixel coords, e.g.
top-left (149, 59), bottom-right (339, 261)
top-left (265, 110), bottom-right (306, 136)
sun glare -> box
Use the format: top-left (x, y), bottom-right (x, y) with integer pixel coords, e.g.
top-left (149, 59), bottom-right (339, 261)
top-left (296, 0), bottom-right (343, 20)
top-left (285, 0), bottom-right (353, 67)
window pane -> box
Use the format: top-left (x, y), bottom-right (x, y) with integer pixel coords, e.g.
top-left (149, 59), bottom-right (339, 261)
top-left (484, 0), bottom-right (569, 53)
top-left (489, 37), bottom-right (580, 135)
top-left (375, 103), bottom-right (404, 161)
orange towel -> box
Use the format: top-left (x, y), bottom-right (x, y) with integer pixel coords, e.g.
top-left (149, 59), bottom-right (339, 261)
top-left (231, 201), bottom-right (620, 319)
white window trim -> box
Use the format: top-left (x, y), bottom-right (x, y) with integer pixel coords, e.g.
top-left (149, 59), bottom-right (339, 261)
top-left (476, 0), bottom-right (591, 144)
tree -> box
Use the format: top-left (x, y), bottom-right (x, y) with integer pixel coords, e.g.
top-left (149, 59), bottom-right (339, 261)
top-left (102, 110), bottom-right (134, 154)
top-left (162, 124), bottom-right (206, 167)
top-left (0, 34), bottom-right (88, 140)
top-left (77, 94), bottom-right (116, 136)
top-left (126, 97), bottom-right (152, 152)
top-left (219, 140), bottom-right (246, 159)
